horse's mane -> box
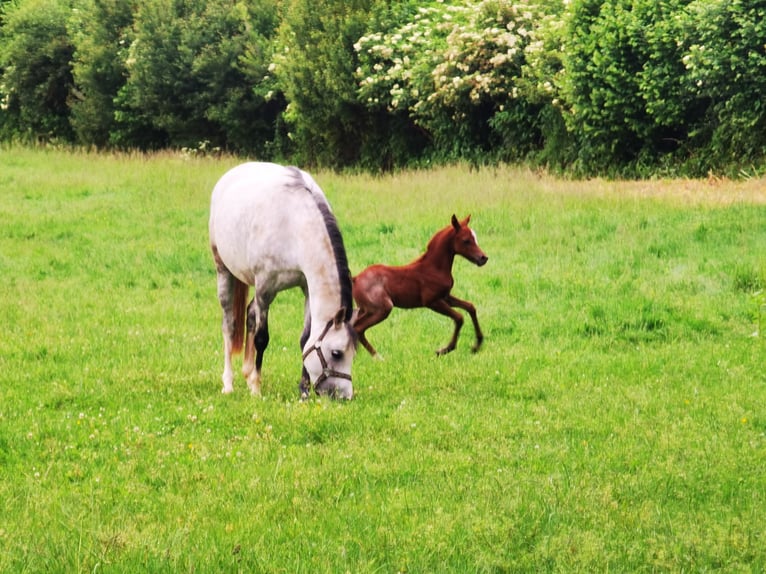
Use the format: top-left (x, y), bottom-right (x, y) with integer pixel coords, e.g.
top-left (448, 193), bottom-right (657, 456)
top-left (417, 224), bottom-right (455, 263)
top-left (286, 167), bottom-right (354, 322)
top-left (426, 225), bottom-right (453, 249)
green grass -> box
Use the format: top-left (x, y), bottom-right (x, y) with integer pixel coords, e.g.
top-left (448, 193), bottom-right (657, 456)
top-left (1, 147), bottom-right (765, 572)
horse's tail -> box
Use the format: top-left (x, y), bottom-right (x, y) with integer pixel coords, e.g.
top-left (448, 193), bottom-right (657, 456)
top-left (231, 278), bottom-right (249, 354)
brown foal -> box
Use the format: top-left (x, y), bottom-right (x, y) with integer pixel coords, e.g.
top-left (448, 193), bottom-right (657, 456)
top-left (352, 214), bottom-right (488, 357)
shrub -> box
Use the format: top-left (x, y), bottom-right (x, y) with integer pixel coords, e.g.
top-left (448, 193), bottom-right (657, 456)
top-left (68, 0), bottom-right (134, 148)
top-left (0, 0), bottom-right (75, 142)
top-left (680, 0), bottom-right (766, 172)
top-left (114, 0), bottom-right (281, 154)
top-left (356, 0), bottom-right (546, 165)
top-left (274, 0), bottom-right (375, 168)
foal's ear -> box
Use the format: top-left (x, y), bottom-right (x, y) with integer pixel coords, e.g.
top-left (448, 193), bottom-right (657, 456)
top-left (451, 214), bottom-right (471, 230)
top-left (333, 307), bottom-right (347, 327)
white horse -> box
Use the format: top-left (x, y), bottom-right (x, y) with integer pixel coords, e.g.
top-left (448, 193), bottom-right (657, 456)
top-left (209, 162), bottom-right (357, 399)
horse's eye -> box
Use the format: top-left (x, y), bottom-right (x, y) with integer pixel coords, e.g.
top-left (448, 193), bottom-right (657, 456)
top-left (331, 350), bottom-right (344, 360)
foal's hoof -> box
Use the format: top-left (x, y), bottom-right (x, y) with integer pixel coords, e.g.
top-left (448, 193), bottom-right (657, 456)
top-left (436, 347), bottom-right (454, 356)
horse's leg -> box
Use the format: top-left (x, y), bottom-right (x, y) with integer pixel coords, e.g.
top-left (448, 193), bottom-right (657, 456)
top-left (445, 294), bottom-right (483, 353)
top-left (215, 264), bottom-right (248, 394)
top-left (242, 298), bottom-right (256, 379)
top-left (352, 272), bottom-right (393, 358)
top-left (244, 293), bottom-right (272, 395)
top-left (299, 290), bottom-right (312, 399)
top-left (428, 298), bottom-right (465, 356)
top-left (352, 304), bottom-right (392, 357)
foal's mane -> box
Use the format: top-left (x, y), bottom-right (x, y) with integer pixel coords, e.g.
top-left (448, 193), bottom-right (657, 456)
top-left (427, 224), bottom-right (454, 249)
top-left (286, 167), bottom-right (354, 322)
top-left (420, 223), bottom-right (457, 258)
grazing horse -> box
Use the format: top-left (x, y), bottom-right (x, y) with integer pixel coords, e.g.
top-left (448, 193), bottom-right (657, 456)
top-left (352, 214), bottom-right (488, 357)
top-left (209, 162), bottom-right (357, 399)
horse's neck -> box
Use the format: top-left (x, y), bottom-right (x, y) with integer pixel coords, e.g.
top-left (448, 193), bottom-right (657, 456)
top-left (417, 228), bottom-right (455, 274)
top-left (300, 245), bottom-right (350, 337)
top-left (303, 259), bottom-right (343, 323)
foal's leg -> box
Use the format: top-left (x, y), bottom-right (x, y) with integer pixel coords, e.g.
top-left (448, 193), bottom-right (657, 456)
top-left (351, 276), bottom-right (393, 357)
top-left (445, 294), bottom-right (484, 352)
top-left (428, 298), bottom-right (465, 356)
top-left (352, 303), bottom-right (393, 357)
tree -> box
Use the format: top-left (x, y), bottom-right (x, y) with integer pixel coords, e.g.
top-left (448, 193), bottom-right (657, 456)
top-left (0, 0), bottom-right (75, 142)
top-left (275, 0), bottom-right (376, 168)
top-left (681, 0), bottom-right (766, 170)
top-left (115, 0), bottom-right (282, 154)
top-left (69, 0), bottom-right (136, 148)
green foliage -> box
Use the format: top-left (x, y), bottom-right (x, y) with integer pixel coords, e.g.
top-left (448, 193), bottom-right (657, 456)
top-left (115, 0), bottom-right (282, 154)
top-left (554, 0), bottom-right (766, 176)
top-left (560, 0), bottom-right (694, 175)
top-left (0, 0), bottom-right (75, 142)
top-left (274, 0), bottom-right (376, 168)
top-left (356, 0), bottom-right (545, 165)
top-left (68, 0), bottom-right (135, 148)
top-left (681, 0), bottom-right (766, 171)
top-left (3, 0), bottom-right (766, 174)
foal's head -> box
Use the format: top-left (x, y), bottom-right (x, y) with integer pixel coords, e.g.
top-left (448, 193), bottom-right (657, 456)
top-left (451, 214), bottom-right (489, 266)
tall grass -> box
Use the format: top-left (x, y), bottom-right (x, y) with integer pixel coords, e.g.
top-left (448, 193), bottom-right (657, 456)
top-left (1, 147), bottom-right (765, 572)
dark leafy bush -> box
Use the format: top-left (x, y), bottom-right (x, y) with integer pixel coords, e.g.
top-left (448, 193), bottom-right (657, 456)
top-left (274, 0), bottom-right (376, 168)
top-left (0, 0), bottom-right (75, 142)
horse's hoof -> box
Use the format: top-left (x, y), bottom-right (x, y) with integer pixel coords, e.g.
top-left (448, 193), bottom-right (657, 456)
top-left (373, 353), bottom-right (385, 362)
top-left (221, 386), bottom-right (234, 394)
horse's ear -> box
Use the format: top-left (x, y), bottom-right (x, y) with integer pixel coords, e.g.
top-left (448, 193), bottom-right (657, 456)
top-left (463, 214), bottom-right (471, 226)
top-left (333, 307), bottom-right (346, 327)
top-left (451, 214), bottom-right (461, 230)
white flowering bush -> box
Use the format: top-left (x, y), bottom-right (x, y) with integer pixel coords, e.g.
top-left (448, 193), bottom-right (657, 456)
top-left (355, 0), bottom-right (546, 160)
top-left (423, 2), bottom-right (537, 112)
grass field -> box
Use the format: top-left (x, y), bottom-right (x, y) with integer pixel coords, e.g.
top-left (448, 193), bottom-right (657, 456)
top-left (1, 147), bottom-right (765, 572)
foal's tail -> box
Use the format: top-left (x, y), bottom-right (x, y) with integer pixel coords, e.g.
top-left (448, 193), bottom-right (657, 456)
top-left (231, 278), bottom-right (249, 355)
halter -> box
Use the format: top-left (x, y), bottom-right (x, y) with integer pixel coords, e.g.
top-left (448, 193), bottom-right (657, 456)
top-left (301, 319), bottom-right (353, 396)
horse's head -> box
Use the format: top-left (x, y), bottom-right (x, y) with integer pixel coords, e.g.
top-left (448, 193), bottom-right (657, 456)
top-left (302, 308), bottom-right (357, 399)
top-left (451, 214), bottom-right (489, 266)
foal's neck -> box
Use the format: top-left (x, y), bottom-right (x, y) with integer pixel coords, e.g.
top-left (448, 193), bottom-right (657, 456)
top-left (418, 227), bottom-right (455, 273)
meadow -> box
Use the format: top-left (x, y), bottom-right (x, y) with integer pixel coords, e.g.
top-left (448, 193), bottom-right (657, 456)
top-left (1, 147), bottom-right (765, 573)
